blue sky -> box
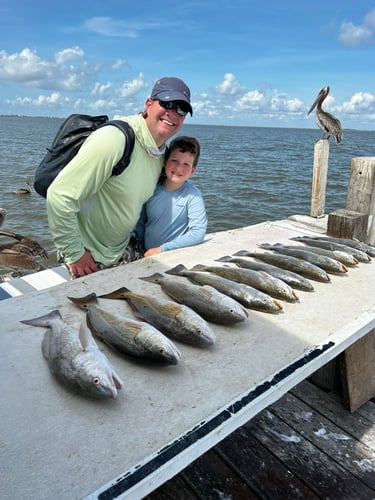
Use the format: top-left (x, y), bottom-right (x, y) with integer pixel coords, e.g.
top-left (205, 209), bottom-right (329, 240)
top-left (1, 1), bottom-right (374, 129)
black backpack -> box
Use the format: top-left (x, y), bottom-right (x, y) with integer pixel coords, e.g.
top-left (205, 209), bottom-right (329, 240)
top-left (34, 114), bottom-right (135, 198)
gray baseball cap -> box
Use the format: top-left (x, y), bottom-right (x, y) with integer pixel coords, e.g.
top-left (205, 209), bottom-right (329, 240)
top-left (151, 77), bottom-right (193, 115)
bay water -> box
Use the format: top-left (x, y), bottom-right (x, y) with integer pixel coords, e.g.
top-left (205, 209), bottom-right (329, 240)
top-left (0, 115), bottom-right (374, 267)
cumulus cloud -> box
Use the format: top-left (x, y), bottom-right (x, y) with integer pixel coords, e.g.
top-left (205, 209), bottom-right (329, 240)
top-left (119, 73), bottom-right (148, 98)
top-left (339, 92), bottom-right (375, 112)
top-left (338, 8), bottom-right (375, 46)
top-left (214, 73), bottom-right (245, 96)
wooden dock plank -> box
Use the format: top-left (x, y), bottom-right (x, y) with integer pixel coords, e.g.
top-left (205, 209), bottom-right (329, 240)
top-left (147, 381), bottom-right (375, 499)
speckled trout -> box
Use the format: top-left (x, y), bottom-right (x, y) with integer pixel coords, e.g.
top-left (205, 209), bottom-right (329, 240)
top-left (99, 286), bottom-right (216, 346)
top-left (292, 235), bottom-right (375, 258)
top-left (234, 250), bottom-right (330, 282)
top-left (20, 310), bottom-right (123, 399)
top-left (219, 255), bottom-right (314, 292)
top-left (190, 264), bottom-right (299, 303)
top-left (68, 293), bottom-right (181, 365)
top-left (290, 236), bottom-right (371, 263)
top-left (139, 273), bottom-right (249, 325)
top-left (258, 243), bottom-right (348, 274)
top-left (166, 264), bottom-right (282, 313)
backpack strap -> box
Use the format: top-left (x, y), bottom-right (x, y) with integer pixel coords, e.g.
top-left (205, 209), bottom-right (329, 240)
top-left (105, 120), bottom-right (136, 176)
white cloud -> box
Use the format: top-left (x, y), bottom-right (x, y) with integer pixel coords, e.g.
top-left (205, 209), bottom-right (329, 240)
top-left (214, 73), bottom-right (244, 96)
top-left (339, 92), bottom-right (375, 112)
top-left (338, 8), bottom-right (375, 47)
top-left (118, 73), bottom-right (148, 98)
top-left (55, 47), bottom-right (85, 64)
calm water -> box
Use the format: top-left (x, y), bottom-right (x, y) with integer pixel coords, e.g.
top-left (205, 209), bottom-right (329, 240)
top-left (1, 115), bottom-right (374, 266)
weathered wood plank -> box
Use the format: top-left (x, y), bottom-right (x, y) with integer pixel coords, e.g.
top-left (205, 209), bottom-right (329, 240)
top-left (327, 208), bottom-right (368, 240)
top-left (346, 156), bottom-right (375, 244)
top-left (269, 391), bottom-right (375, 490)
top-left (181, 447), bottom-right (260, 500)
top-left (291, 380), bottom-right (375, 450)
top-left (340, 329), bottom-right (375, 412)
top-left (246, 408), bottom-right (375, 499)
top-left (215, 426), bottom-right (318, 499)
top-left (144, 474), bottom-right (199, 500)
top-left (310, 138), bottom-right (329, 217)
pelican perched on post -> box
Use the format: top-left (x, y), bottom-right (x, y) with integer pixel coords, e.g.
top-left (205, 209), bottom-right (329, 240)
top-left (307, 86), bottom-right (343, 144)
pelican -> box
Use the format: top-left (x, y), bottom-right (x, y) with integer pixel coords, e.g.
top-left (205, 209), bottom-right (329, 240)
top-left (307, 86), bottom-right (343, 144)
top-left (0, 208), bottom-right (6, 228)
top-left (13, 180), bottom-right (32, 195)
top-left (0, 230), bottom-right (48, 259)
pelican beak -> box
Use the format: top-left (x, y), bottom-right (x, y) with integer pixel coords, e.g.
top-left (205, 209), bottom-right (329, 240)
top-left (307, 97), bottom-right (318, 116)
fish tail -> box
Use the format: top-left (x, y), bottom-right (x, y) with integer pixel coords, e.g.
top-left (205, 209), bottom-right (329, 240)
top-left (20, 309), bottom-right (62, 327)
top-left (67, 293), bottom-right (98, 309)
top-left (99, 286), bottom-right (132, 300)
top-left (165, 264), bottom-right (187, 276)
top-left (139, 272), bottom-right (164, 283)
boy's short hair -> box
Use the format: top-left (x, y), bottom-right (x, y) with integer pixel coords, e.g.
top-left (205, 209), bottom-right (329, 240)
top-left (166, 136), bottom-right (200, 166)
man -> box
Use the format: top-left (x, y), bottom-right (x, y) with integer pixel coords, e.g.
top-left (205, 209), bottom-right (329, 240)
top-left (46, 76), bottom-right (192, 278)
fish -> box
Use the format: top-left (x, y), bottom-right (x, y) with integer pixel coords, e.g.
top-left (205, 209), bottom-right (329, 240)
top-left (20, 310), bottom-right (123, 399)
top-left (258, 243), bottom-right (348, 274)
top-left (283, 243), bottom-right (359, 267)
top-left (68, 293), bottom-right (181, 364)
top-left (218, 255), bottom-right (314, 292)
top-left (139, 273), bottom-right (249, 325)
top-left (99, 287), bottom-right (216, 347)
top-left (292, 235), bottom-right (375, 258)
top-left (190, 264), bottom-right (299, 303)
top-left (165, 264), bottom-right (282, 313)
top-left (234, 250), bottom-right (330, 282)
top-left (290, 236), bottom-right (371, 263)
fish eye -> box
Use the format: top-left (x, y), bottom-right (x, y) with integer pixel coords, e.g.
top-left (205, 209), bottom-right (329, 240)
top-left (93, 377), bottom-right (101, 385)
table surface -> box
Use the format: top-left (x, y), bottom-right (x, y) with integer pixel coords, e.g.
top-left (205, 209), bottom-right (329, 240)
top-left (1, 218), bottom-right (375, 500)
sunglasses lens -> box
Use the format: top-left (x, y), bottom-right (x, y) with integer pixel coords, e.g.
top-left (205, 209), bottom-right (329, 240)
top-left (158, 100), bottom-right (188, 116)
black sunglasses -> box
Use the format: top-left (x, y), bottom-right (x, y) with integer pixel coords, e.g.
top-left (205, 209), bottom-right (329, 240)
top-left (157, 100), bottom-right (189, 116)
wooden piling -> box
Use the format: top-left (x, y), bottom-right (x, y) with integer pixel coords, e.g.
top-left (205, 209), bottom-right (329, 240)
top-left (345, 157), bottom-right (375, 245)
top-left (310, 139), bottom-right (329, 217)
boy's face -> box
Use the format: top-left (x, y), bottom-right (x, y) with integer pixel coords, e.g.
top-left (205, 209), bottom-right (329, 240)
top-left (164, 149), bottom-right (196, 187)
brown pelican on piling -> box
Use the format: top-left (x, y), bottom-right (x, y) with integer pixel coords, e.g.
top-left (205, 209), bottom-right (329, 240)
top-left (307, 86), bottom-right (343, 144)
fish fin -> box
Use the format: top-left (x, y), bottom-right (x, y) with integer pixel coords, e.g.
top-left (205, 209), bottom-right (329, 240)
top-left (41, 331), bottom-right (51, 359)
top-left (139, 272), bottom-right (164, 283)
top-left (67, 293), bottom-right (98, 309)
top-left (273, 300), bottom-right (283, 311)
top-left (233, 250), bottom-right (251, 256)
top-left (215, 256), bottom-right (232, 262)
top-left (165, 264), bottom-right (187, 276)
top-left (99, 286), bottom-right (132, 300)
top-left (289, 236), bottom-right (305, 242)
top-left (20, 309), bottom-right (62, 327)
top-left (258, 243), bottom-right (282, 249)
top-left (112, 372), bottom-right (124, 390)
top-left (190, 264), bottom-right (206, 271)
top-left (79, 316), bottom-right (98, 350)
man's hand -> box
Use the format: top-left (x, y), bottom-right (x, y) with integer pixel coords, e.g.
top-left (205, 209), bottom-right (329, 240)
top-left (144, 247), bottom-right (162, 257)
top-left (69, 250), bottom-right (99, 278)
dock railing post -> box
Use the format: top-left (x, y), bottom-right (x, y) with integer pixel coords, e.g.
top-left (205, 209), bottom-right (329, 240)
top-left (310, 139), bottom-right (329, 218)
top-left (345, 157), bottom-right (375, 245)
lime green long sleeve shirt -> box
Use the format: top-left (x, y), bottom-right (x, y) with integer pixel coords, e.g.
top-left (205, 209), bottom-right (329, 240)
top-left (46, 114), bottom-right (164, 266)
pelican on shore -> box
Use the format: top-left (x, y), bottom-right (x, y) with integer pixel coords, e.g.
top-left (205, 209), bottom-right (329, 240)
top-left (307, 86), bottom-right (343, 144)
top-left (13, 180), bottom-right (32, 195)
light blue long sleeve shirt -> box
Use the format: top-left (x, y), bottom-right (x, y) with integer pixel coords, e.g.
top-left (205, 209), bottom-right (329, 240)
top-left (135, 180), bottom-right (207, 252)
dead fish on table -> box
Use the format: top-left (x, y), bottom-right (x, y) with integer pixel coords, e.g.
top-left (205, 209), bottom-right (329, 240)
top-left (190, 264), bottom-right (299, 303)
top-left (166, 264), bottom-right (282, 313)
top-left (219, 255), bottom-right (314, 292)
top-left (234, 250), bottom-right (330, 282)
top-left (284, 243), bottom-right (359, 267)
top-left (292, 235), bottom-right (375, 258)
top-left (290, 236), bottom-right (371, 263)
top-left (68, 293), bottom-right (181, 365)
top-left (258, 243), bottom-right (348, 274)
top-left (20, 310), bottom-right (123, 399)
top-left (139, 273), bottom-right (249, 325)
top-left (99, 287), bottom-right (216, 347)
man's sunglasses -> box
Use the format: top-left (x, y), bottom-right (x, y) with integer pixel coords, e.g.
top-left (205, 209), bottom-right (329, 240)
top-left (157, 100), bottom-right (189, 116)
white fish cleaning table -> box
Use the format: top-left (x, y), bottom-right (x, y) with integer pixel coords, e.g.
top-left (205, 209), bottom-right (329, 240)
top-left (1, 218), bottom-right (375, 500)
